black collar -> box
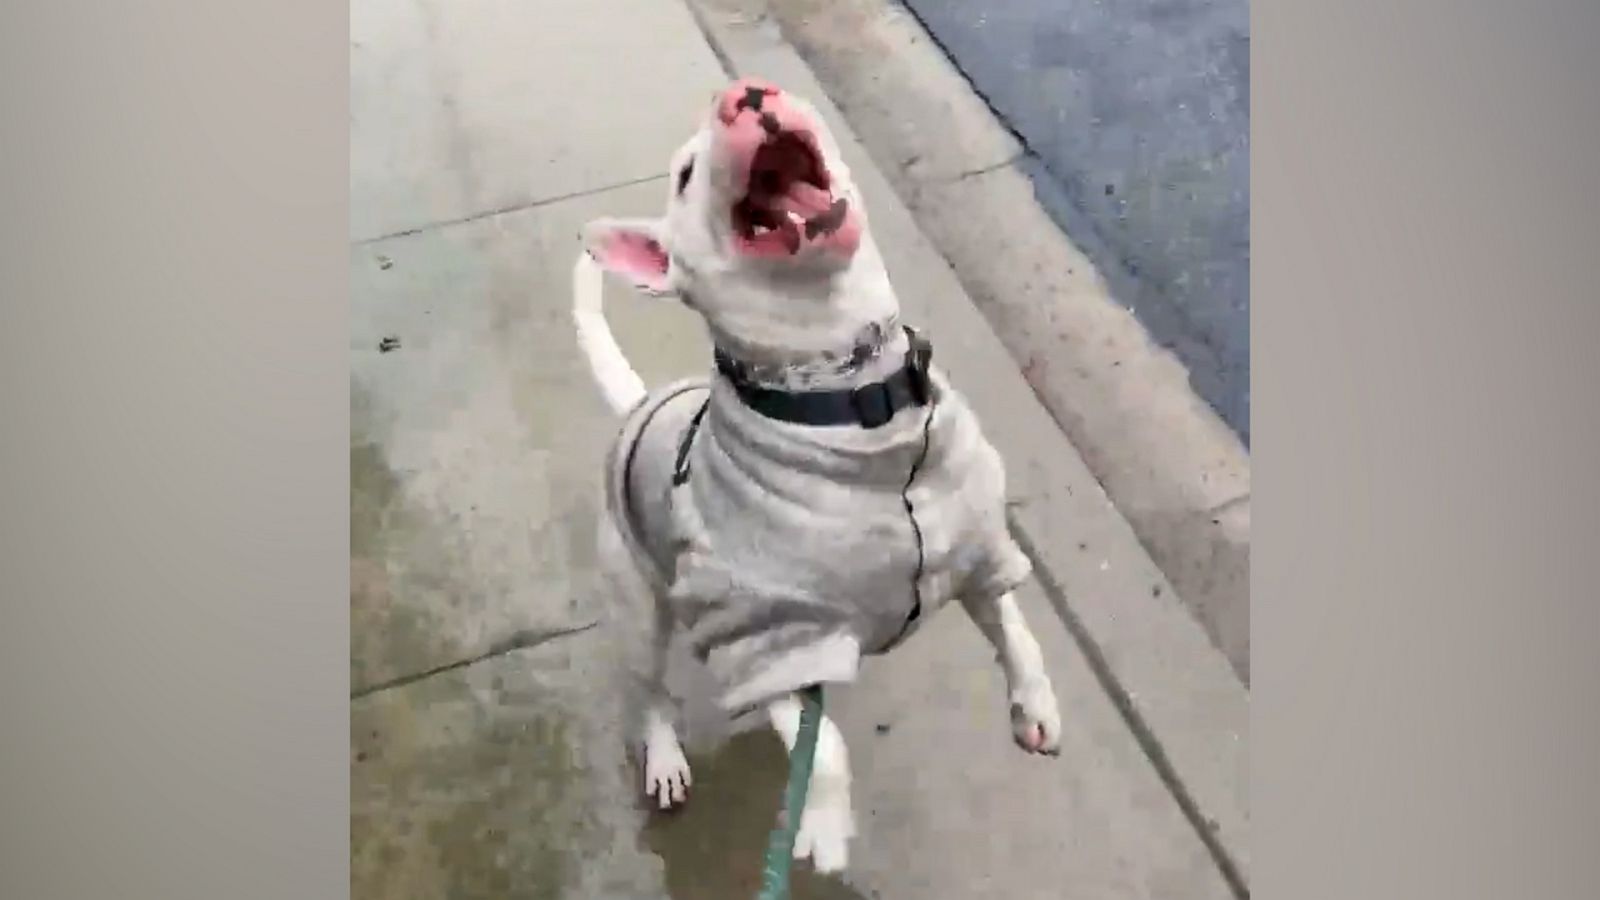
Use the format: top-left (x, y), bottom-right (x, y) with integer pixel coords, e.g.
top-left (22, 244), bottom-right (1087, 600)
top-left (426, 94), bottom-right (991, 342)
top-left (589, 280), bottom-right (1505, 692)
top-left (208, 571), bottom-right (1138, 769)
top-left (713, 326), bottom-right (934, 429)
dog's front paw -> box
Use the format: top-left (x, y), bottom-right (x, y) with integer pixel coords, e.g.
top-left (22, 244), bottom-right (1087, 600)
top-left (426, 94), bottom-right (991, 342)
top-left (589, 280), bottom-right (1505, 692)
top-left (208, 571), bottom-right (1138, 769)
top-left (1009, 677), bottom-right (1062, 756)
top-left (642, 734), bottom-right (692, 810)
top-left (794, 793), bottom-right (855, 874)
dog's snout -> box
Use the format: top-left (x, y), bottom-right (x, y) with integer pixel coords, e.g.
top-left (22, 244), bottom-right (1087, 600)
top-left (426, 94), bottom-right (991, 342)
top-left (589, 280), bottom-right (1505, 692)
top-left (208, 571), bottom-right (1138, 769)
top-left (717, 78), bottom-right (780, 125)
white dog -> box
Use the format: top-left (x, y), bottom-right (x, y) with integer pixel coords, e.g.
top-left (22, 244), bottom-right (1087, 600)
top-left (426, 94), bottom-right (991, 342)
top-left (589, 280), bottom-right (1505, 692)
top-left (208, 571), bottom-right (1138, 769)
top-left (575, 79), bottom-right (1060, 874)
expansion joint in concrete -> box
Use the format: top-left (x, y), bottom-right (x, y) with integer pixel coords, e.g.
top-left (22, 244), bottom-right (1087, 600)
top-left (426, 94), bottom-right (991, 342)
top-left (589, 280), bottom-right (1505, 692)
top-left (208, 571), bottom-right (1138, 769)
top-left (1010, 514), bottom-right (1251, 900)
top-left (352, 173), bottom-right (668, 246)
top-left (351, 620), bottom-right (601, 700)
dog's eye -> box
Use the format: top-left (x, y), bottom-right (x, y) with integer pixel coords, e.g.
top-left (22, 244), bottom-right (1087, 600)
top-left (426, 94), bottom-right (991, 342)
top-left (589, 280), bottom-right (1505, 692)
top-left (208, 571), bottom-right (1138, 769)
top-left (676, 158), bottom-right (695, 196)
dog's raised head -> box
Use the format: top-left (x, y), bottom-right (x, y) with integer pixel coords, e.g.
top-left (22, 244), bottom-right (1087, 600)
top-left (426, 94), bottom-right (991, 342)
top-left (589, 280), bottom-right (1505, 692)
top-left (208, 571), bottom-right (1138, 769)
top-left (582, 79), bottom-right (896, 359)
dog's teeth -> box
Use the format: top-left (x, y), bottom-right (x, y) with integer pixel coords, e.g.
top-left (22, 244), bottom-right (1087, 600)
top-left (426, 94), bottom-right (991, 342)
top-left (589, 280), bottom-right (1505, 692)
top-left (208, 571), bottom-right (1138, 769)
top-left (787, 211), bottom-right (805, 228)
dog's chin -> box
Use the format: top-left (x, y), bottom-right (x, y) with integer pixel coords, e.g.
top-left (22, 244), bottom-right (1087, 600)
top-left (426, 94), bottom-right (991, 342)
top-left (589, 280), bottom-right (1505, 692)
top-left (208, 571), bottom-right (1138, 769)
top-left (731, 209), bottom-right (862, 263)
top-left (728, 225), bottom-right (861, 268)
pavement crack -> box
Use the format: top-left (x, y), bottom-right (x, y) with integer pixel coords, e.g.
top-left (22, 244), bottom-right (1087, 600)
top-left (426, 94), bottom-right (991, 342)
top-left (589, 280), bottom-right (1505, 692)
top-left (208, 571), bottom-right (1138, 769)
top-left (352, 173), bottom-right (667, 245)
top-left (1009, 512), bottom-right (1251, 900)
top-left (350, 619), bottom-right (601, 700)
top-left (945, 151), bottom-right (1029, 182)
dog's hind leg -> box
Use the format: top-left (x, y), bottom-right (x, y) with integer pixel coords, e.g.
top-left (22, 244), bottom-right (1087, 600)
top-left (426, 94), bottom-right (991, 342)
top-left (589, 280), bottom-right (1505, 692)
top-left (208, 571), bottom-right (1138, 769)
top-left (598, 511), bottom-right (692, 809)
top-left (768, 692), bottom-right (855, 874)
top-left (960, 590), bottom-right (1062, 756)
top-left (638, 591), bottom-right (692, 809)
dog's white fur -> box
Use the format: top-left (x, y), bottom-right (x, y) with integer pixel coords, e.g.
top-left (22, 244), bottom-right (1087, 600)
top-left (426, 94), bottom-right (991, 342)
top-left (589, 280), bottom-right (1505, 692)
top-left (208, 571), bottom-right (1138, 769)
top-left (576, 86), bottom-right (1059, 873)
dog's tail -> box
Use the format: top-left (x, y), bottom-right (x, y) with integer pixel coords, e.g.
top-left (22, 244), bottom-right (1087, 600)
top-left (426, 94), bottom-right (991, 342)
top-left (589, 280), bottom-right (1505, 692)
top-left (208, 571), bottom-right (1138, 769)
top-left (573, 251), bottom-right (647, 415)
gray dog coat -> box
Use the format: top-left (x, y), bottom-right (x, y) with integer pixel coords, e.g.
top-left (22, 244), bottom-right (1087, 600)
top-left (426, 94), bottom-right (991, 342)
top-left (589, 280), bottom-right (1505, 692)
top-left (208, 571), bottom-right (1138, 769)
top-left (604, 364), bottom-right (1030, 714)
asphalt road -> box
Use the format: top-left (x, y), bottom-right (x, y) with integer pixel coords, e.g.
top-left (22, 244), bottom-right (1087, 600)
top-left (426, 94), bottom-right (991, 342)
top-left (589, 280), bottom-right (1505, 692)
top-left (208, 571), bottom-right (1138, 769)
top-left (900, 0), bottom-right (1251, 442)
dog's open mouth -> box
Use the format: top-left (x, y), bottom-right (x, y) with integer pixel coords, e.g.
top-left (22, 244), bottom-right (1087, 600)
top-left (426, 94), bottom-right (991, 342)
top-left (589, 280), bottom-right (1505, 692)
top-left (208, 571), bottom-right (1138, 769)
top-left (731, 130), bottom-right (849, 256)
top-left (715, 80), bottom-right (860, 259)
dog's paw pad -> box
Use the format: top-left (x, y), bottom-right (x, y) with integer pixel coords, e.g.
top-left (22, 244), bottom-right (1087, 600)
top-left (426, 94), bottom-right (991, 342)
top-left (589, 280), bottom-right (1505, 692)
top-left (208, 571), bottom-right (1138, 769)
top-left (794, 798), bottom-right (854, 874)
top-left (642, 739), bottom-right (692, 811)
top-left (1009, 679), bottom-right (1062, 757)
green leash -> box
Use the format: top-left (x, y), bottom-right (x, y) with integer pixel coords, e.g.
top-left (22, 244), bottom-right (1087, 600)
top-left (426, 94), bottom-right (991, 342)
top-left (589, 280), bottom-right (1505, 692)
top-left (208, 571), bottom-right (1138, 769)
top-left (755, 685), bottom-right (825, 900)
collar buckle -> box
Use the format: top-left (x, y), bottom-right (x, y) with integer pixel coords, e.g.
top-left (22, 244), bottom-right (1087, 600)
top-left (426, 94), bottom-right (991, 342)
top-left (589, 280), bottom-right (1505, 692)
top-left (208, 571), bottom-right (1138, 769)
top-left (849, 381), bottom-right (895, 429)
top-left (904, 326), bottom-right (933, 405)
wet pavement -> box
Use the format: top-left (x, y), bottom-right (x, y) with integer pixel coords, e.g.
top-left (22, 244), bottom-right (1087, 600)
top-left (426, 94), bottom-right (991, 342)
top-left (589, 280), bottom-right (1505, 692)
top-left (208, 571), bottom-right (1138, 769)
top-left (350, 0), bottom-right (1246, 896)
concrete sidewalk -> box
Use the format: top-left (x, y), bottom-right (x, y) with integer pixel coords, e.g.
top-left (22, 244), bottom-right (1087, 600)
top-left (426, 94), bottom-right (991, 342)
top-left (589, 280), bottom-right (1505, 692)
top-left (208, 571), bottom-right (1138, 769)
top-left (350, 1), bottom-right (1246, 897)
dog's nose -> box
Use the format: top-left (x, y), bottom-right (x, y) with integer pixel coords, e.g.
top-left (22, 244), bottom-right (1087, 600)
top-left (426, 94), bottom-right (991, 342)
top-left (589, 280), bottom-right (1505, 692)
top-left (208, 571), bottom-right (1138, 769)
top-left (717, 78), bottom-right (781, 125)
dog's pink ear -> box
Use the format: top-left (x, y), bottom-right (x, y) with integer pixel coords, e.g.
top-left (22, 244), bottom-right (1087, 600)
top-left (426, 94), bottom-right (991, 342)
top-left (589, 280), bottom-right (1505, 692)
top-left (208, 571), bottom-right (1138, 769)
top-left (582, 218), bottom-right (675, 296)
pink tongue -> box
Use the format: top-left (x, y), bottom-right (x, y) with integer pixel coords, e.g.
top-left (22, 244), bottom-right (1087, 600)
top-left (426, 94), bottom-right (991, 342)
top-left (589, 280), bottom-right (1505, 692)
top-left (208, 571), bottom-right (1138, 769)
top-left (771, 181), bottom-right (833, 218)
